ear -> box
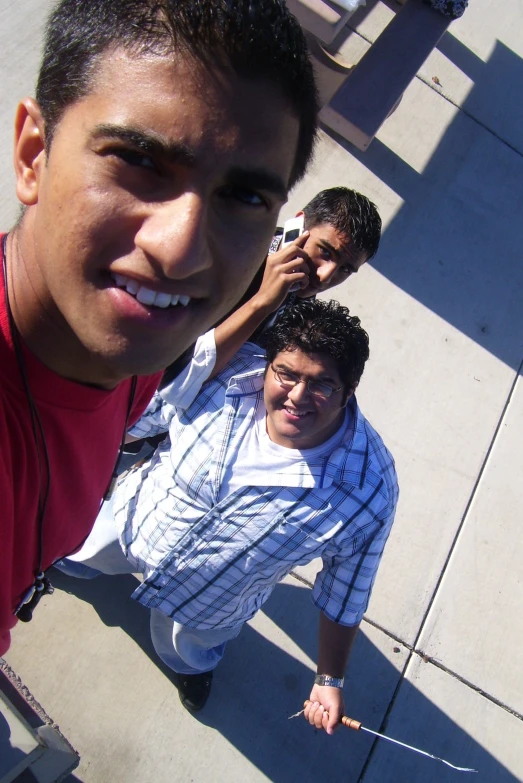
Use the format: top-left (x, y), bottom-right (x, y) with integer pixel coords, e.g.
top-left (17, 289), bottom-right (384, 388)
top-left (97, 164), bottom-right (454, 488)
top-left (294, 210), bottom-right (305, 218)
top-left (14, 98), bottom-right (47, 206)
top-left (341, 383), bottom-right (357, 407)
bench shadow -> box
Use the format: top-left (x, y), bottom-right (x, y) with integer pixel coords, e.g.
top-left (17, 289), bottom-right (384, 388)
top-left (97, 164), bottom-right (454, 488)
top-left (321, 31), bottom-right (523, 371)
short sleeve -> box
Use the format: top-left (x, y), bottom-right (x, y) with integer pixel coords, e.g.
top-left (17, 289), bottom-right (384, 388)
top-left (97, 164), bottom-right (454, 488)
top-left (160, 330), bottom-right (216, 410)
top-left (312, 507), bottom-right (396, 626)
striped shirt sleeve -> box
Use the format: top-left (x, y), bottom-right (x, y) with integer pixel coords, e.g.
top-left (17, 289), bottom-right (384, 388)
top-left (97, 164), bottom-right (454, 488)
top-left (311, 505), bottom-right (396, 626)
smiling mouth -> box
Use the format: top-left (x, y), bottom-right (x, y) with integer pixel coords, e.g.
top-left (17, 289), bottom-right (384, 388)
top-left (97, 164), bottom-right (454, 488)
top-left (111, 273), bottom-right (192, 309)
top-left (283, 406), bottom-right (311, 419)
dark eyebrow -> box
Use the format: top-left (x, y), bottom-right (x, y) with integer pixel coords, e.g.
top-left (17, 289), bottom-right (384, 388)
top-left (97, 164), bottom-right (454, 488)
top-left (91, 124), bottom-right (197, 166)
top-left (275, 362), bottom-right (339, 386)
top-left (320, 240), bottom-right (358, 273)
top-left (91, 125), bottom-right (288, 200)
top-left (227, 166), bottom-right (289, 202)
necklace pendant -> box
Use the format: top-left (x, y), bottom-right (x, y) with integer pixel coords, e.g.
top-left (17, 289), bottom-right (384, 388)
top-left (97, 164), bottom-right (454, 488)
top-left (15, 574), bottom-right (54, 623)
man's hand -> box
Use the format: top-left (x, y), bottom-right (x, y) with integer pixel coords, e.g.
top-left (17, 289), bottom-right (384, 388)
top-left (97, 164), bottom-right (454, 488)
top-left (251, 233), bottom-right (310, 313)
top-left (304, 684), bottom-right (344, 735)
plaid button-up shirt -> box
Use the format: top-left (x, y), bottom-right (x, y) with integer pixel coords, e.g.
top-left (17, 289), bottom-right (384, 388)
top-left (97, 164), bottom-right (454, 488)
top-left (115, 344), bottom-right (399, 630)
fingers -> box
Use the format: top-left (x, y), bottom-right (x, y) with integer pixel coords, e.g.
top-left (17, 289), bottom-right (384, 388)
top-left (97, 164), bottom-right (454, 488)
top-left (270, 248), bottom-right (310, 268)
top-left (270, 232), bottom-right (310, 264)
top-left (326, 705), bottom-right (341, 735)
top-left (304, 700), bottom-right (328, 731)
top-left (303, 694), bottom-right (343, 736)
top-left (293, 231), bottom-right (310, 247)
top-left (265, 249), bottom-right (310, 290)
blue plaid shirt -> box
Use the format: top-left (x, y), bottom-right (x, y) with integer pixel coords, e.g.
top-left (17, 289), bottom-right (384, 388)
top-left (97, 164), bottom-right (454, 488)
top-left (116, 344), bottom-right (399, 629)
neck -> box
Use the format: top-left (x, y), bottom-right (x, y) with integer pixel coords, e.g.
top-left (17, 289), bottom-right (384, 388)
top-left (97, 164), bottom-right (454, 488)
top-left (5, 226), bottom-right (119, 390)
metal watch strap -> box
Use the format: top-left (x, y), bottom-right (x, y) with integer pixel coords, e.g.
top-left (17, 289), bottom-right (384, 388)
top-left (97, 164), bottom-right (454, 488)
top-left (314, 673), bottom-right (345, 689)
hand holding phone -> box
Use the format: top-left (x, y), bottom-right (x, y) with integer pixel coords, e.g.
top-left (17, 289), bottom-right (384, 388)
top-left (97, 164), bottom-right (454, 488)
top-left (281, 215), bottom-right (305, 248)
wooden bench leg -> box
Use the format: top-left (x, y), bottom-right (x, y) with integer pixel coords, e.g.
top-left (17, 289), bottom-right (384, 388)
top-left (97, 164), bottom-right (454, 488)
top-left (320, 0), bottom-right (451, 150)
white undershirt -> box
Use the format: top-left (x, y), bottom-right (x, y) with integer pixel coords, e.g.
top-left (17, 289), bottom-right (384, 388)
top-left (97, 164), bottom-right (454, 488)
top-left (218, 406), bottom-right (349, 500)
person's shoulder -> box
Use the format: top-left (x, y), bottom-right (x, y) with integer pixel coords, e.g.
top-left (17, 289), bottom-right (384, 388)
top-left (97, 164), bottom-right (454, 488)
top-left (355, 405), bottom-right (394, 460)
top-left (338, 400), bottom-right (398, 495)
top-left (356, 407), bottom-right (398, 495)
top-left (211, 342), bottom-right (265, 386)
top-left (130, 372), bottom-right (163, 422)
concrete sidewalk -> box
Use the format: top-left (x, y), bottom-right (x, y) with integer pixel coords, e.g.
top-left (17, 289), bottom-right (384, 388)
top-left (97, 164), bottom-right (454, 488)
top-left (2, 1), bottom-right (522, 781)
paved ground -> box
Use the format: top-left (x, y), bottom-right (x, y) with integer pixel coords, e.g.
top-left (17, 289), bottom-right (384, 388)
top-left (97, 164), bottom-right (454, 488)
top-left (2, 1), bottom-right (522, 781)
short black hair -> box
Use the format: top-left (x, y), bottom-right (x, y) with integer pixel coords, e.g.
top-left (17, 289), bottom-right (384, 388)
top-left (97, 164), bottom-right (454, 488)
top-left (302, 187), bottom-right (382, 260)
top-left (36, 0), bottom-right (318, 187)
top-left (261, 298), bottom-right (369, 391)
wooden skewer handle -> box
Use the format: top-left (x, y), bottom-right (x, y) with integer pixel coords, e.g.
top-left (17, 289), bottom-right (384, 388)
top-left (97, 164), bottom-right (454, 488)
top-left (303, 701), bottom-right (362, 731)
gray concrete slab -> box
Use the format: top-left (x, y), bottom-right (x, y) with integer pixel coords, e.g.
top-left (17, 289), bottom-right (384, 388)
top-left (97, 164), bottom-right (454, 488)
top-left (416, 373), bottom-right (523, 715)
top-left (344, 0), bottom-right (523, 153)
top-left (0, 0), bottom-right (55, 228)
top-left (281, 69), bottom-right (523, 643)
top-left (6, 573), bottom-right (408, 782)
top-left (362, 654), bottom-right (523, 783)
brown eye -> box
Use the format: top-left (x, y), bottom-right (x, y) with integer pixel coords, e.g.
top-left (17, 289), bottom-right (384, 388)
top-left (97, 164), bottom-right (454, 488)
top-left (219, 185), bottom-right (267, 208)
top-left (113, 148), bottom-right (158, 172)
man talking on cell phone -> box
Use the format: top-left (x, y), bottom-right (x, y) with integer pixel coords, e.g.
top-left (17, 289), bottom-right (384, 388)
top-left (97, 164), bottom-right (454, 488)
top-left (158, 187), bottom-right (382, 395)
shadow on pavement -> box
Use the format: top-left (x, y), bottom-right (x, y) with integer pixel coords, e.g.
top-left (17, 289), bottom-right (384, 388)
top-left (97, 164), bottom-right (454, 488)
top-left (323, 37), bottom-right (523, 371)
top-left (51, 570), bottom-right (518, 783)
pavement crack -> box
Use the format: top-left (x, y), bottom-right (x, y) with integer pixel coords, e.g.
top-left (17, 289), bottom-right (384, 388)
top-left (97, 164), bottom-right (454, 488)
top-left (412, 652), bottom-right (523, 722)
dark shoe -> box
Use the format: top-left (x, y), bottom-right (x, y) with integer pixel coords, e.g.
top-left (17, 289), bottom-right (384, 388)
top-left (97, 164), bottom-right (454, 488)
top-left (176, 671), bottom-right (213, 713)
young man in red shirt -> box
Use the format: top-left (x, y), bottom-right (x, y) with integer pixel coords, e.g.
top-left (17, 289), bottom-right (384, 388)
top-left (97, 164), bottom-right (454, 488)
top-left (0, 0), bottom-right (318, 655)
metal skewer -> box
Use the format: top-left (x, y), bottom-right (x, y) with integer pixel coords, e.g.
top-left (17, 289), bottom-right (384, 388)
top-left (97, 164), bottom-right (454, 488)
top-left (299, 702), bottom-right (477, 773)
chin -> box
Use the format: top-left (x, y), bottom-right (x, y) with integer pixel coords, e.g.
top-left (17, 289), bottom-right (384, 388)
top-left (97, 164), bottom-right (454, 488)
top-left (93, 349), bottom-right (167, 384)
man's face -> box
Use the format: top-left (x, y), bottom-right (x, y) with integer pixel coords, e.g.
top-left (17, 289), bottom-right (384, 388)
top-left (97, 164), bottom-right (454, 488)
top-left (296, 221), bottom-right (368, 299)
top-left (264, 348), bottom-right (349, 450)
top-left (15, 49), bottom-right (299, 384)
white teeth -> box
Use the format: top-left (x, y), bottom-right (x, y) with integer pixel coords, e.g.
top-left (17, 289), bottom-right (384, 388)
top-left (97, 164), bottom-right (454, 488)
top-left (126, 279), bottom-right (140, 295)
top-left (136, 287), bottom-right (157, 306)
top-left (153, 292), bottom-right (172, 309)
top-left (111, 273), bottom-right (191, 308)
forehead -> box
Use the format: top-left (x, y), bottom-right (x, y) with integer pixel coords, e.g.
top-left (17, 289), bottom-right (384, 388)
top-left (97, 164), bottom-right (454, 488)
top-left (272, 348), bottom-right (341, 382)
top-left (58, 48), bottom-right (300, 188)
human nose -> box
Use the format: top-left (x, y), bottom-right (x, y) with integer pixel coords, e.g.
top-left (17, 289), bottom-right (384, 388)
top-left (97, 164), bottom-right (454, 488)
top-left (316, 260), bottom-right (339, 287)
top-left (288, 379), bottom-right (311, 403)
top-left (135, 193), bottom-right (212, 279)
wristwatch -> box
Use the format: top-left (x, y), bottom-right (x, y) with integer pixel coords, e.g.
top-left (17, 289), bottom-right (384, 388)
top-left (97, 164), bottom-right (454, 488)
top-left (314, 673), bottom-right (345, 689)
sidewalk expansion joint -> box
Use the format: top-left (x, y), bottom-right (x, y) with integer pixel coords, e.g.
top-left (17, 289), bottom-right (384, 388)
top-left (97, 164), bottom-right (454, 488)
top-left (411, 358), bottom-right (522, 656)
top-left (412, 653), bottom-right (523, 722)
top-left (289, 570), bottom-right (314, 589)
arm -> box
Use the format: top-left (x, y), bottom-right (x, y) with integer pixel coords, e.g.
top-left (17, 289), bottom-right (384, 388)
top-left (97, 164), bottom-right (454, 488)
top-left (126, 390), bottom-right (177, 441)
top-left (209, 233), bottom-right (311, 378)
top-left (304, 613), bottom-right (359, 735)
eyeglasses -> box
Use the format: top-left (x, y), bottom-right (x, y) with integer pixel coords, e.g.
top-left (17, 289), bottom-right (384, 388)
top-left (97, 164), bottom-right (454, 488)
top-left (271, 366), bottom-right (342, 400)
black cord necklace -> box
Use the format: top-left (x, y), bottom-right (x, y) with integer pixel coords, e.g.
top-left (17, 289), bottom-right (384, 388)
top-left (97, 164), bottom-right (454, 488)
top-left (2, 234), bottom-right (136, 622)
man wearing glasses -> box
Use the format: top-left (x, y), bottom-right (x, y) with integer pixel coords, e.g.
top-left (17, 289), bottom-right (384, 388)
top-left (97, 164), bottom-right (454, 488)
top-left (60, 298), bottom-right (398, 731)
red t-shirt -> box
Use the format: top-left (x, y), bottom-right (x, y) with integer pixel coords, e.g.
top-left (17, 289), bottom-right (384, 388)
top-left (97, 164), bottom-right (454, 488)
top-left (0, 236), bottom-right (162, 655)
